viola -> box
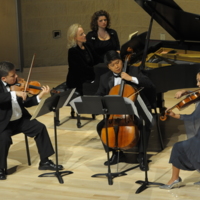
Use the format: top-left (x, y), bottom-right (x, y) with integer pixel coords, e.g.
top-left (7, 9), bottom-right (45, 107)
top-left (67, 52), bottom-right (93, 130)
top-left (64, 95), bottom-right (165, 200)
top-left (160, 89), bottom-right (200, 121)
top-left (10, 77), bottom-right (42, 95)
top-left (50, 88), bottom-right (61, 94)
top-left (101, 52), bottom-right (140, 150)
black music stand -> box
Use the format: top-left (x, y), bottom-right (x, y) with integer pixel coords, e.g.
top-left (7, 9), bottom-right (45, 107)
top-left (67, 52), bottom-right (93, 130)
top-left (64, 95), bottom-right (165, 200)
top-left (134, 98), bottom-right (164, 194)
top-left (72, 95), bottom-right (140, 185)
top-left (31, 89), bottom-right (76, 184)
top-left (135, 118), bottom-right (164, 193)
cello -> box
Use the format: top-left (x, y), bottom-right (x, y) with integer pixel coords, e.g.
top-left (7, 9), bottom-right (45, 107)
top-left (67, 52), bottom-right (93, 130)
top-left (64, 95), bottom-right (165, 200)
top-left (101, 53), bottom-right (140, 150)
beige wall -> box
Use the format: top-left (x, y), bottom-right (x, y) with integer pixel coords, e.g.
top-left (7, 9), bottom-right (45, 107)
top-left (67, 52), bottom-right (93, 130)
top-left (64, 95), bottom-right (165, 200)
top-left (19, 0), bottom-right (200, 67)
top-left (0, 0), bottom-right (21, 69)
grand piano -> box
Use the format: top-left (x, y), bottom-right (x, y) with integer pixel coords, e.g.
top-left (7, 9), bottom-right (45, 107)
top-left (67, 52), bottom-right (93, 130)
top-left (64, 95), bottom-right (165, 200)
top-left (82, 0), bottom-right (200, 112)
top-left (55, 0), bottom-right (200, 128)
top-left (123, 0), bottom-right (200, 111)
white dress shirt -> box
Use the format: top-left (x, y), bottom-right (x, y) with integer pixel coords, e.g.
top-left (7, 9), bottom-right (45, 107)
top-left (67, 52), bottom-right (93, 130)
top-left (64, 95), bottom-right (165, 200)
top-left (113, 73), bottom-right (139, 86)
top-left (2, 81), bottom-right (40, 121)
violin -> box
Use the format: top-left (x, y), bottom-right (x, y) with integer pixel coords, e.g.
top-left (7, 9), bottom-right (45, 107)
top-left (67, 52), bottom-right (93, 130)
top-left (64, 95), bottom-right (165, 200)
top-left (101, 52), bottom-right (140, 150)
top-left (160, 89), bottom-right (200, 121)
top-left (10, 77), bottom-right (42, 95)
top-left (10, 54), bottom-right (43, 95)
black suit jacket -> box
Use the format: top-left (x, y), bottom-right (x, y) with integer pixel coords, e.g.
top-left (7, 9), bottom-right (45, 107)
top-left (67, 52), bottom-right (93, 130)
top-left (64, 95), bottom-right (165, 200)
top-left (0, 81), bottom-right (38, 133)
top-left (95, 65), bottom-right (156, 109)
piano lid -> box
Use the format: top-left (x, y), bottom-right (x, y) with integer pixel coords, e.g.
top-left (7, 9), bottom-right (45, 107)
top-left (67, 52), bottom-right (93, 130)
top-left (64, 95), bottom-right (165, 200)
top-left (135, 0), bottom-right (200, 42)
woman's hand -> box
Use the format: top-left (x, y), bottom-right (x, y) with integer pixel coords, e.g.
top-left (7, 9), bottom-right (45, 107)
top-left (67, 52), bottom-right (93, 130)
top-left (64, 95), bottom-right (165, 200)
top-left (174, 90), bottom-right (189, 99)
top-left (166, 109), bottom-right (180, 119)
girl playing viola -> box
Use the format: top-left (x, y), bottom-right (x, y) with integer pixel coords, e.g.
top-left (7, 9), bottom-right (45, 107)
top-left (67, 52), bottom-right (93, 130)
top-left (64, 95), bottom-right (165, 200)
top-left (160, 71), bottom-right (200, 189)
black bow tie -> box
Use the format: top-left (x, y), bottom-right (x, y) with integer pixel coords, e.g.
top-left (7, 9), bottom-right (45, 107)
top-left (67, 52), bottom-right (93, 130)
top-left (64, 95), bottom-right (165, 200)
top-left (113, 74), bottom-right (121, 78)
top-left (5, 83), bottom-right (12, 87)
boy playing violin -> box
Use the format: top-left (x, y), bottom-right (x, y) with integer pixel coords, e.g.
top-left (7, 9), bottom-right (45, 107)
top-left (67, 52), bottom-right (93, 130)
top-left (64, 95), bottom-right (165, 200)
top-left (0, 61), bottom-right (63, 180)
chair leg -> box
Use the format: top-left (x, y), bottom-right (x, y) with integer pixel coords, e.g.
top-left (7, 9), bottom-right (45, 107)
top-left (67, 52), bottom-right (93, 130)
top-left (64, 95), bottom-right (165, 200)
top-left (71, 107), bottom-right (75, 118)
top-left (71, 107), bottom-right (95, 128)
top-left (77, 114), bottom-right (81, 128)
top-left (154, 108), bottom-right (164, 150)
top-left (24, 135), bottom-right (31, 165)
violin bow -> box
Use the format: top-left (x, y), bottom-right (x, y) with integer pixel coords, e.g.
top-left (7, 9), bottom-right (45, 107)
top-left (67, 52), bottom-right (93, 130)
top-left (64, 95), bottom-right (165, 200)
top-left (181, 88), bottom-right (200, 96)
top-left (24, 54), bottom-right (36, 92)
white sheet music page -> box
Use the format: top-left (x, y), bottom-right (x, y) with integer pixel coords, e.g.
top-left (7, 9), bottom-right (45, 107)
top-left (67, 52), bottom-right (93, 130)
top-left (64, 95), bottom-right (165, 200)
top-left (123, 97), bottom-right (139, 118)
top-left (62, 88), bottom-right (76, 107)
top-left (30, 98), bottom-right (46, 120)
top-left (69, 96), bottom-right (82, 114)
top-left (137, 94), bottom-right (153, 124)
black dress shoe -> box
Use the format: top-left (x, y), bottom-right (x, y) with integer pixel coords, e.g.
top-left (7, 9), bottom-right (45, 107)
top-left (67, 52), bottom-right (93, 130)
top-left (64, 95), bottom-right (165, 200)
top-left (0, 169), bottom-right (6, 180)
top-left (38, 160), bottom-right (64, 171)
top-left (137, 157), bottom-right (149, 171)
top-left (104, 151), bottom-right (126, 166)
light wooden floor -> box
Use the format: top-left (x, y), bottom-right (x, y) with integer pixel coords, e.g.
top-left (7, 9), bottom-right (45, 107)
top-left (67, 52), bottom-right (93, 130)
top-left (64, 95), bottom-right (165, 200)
top-left (1, 65), bottom-right (200, 200)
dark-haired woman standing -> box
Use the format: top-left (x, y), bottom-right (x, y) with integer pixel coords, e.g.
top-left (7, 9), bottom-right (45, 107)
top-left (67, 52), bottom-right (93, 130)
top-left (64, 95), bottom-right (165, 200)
top-left (86, 10), bottom-right (120, 63)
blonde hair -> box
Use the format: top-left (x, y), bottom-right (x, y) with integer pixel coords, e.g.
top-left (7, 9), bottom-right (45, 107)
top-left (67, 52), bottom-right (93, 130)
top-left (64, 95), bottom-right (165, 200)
top-left (67, 23), bottom-right (82, 48)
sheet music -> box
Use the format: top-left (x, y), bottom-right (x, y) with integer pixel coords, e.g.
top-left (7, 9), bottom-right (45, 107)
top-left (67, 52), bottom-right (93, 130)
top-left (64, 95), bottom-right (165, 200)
top-left (137, 94), bottom-right (153, 123)
top-left (123, 97), bottom-right (139, 118)
top-left (69, 95), bottom-right (153, 124)
top-left (31, 89), bottom-right (76, 120)
top-left (62, 88), bottom-right (76, 107)
top-left (69, 96), bottom-right (82, 114)
top-left (30, 98), bottom-right (47, 120)
top-left (128, 31), bottom-right (138, 40)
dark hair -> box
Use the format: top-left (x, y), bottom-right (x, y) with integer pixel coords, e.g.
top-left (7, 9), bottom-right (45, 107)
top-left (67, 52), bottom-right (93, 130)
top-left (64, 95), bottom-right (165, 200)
top-left (104, 50), bottom-right (121, 66)
top-left (0, 61), bottom-right (15, 78)
top-left (90, 10), bottom-right (111, 31)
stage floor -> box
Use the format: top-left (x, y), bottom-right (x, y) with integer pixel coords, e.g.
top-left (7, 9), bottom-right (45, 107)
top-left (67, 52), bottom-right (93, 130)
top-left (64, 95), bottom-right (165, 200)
top-left (2, 65), bottom-right (199, 200)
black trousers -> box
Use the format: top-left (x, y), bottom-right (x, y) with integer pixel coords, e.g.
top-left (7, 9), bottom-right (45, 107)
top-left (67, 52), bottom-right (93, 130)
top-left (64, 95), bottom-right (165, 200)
top-left (0, 117), bottom-right (55, 169)
top-left (96, 116), bottom-right (151, 154)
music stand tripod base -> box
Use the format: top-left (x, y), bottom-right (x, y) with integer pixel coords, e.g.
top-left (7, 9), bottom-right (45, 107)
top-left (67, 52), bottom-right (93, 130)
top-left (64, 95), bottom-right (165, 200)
top-left (38, 109), bottom-right (74, 184)
top-left (92, 163), bottom-right (140, 185)
top-left (92, 171), bottom-right (127, 185)
top-left (39, 170), bottom-right (73, 184)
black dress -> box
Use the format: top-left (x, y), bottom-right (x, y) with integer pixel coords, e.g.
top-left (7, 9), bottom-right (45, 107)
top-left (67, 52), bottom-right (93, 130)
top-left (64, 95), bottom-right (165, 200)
top-left (169, 103), bottom-right (200, 171)
top-left (86, 28), bottom-right (120, 63)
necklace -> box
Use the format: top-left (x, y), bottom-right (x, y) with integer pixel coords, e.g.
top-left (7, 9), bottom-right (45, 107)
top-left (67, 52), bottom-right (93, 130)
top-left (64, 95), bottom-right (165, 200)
top-left (98, 31), bottom-right (109, 41)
